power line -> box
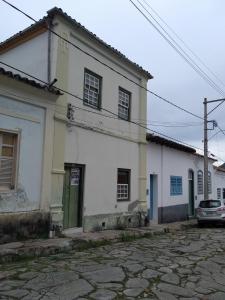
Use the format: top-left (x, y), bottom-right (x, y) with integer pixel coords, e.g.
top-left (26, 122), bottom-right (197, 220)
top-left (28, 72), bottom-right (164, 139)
top-left (142, 0), bottom-right (225, 89)
top-left (0, 0), bottom-right (203, 121)
top-left (0, 60), bottom-right (208, 156)
top-left (129, 0), bottom-right (225, 96)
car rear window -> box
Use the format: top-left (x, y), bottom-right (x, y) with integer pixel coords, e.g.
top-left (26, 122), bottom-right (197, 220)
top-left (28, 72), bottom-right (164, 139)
top-left (199, 200), bottom-right (221, 208)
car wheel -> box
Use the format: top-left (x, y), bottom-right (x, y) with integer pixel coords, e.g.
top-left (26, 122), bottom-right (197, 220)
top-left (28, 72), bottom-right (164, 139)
top-left (197, 220), bottom-right (205, 227)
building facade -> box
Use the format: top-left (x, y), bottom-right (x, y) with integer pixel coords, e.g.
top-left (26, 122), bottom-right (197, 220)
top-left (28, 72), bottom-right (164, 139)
top-left (146, 133), bottom-right (217, 223)
top-left (0, 7), bottom-right (153, 232)
top-left (0, 67), bottom-right (60, 242)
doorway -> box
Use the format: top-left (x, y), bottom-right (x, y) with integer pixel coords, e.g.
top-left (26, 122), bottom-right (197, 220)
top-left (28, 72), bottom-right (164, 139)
top-left (63, 164), bottom-right (85, 229)
top-left (188, 169), bottom-right (195, 216)
top-left (149, 174), bottom-right (158, 222)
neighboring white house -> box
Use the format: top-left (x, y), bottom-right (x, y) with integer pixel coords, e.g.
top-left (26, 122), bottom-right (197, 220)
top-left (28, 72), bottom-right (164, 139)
top-left (0, 7), bottom-right (153, 232)
top-left (146, 133), bottom-right (217, 223)
top-left (0, 67), bottom-right (60, 242)
top-left (214, 165), bottom-right (225, 202)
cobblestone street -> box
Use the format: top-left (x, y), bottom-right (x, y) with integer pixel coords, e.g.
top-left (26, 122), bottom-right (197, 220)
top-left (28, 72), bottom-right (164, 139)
top-left (1, 227), bottom-right (225, 299)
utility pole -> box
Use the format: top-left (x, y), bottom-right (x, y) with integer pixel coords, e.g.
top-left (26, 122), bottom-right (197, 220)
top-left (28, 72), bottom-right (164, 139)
top-left (203, 97), bottom-right (224, 200)
top-left (203, 98), bottom-right (208, 200)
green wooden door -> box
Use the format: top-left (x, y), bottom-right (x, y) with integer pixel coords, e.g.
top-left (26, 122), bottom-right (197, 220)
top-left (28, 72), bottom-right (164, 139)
top-left (63, 165), bottom-right (83, 229)
top-left (188, 170), bottom-right (195, 216)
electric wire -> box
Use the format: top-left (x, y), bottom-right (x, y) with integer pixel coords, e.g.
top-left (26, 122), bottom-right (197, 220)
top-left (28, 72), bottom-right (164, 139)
top-left (129, 0), bottom-right (225, 96)
top-left (0, 60), bottom-right (208, 155)
top-left (142, 0), bottom-right (225, 89)
top-left (0, 0), bottom-right (203, 121)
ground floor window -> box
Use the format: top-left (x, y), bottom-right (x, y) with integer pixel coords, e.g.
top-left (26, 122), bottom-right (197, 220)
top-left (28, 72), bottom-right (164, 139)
top-left (0, 131), bottom-right (18, 191)
top-left (117, 169), bottom-right (130, 201)
top-left (223, 188), bottom-right (225, 200)
top-left (170, 176), bottom-right (182, 196)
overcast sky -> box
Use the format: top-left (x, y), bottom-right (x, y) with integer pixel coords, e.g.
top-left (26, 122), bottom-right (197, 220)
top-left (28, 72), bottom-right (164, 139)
top-left (1, 0), bottom-right (225, 162)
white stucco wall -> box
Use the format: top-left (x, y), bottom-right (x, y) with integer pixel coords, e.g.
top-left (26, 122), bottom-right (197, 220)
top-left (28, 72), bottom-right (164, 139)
top-left (147, 142), bottom-right (215, 213)
top-left (0, 77), bottom-right (57, 214)
top-left (0, 32), bottom-right (48, 83)
top-left (214, 170), bottom-right (225, 200)
top-left (65, 126), bottom-right (139, 216)
top-left (55, 17), bottom-right (147, 218)
top-left (0, 95), bottom-right (45, 212)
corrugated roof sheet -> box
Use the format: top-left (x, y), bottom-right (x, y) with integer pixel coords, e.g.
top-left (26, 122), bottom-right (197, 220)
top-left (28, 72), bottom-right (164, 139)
top-left (0, 67), bottom-right (61, 95)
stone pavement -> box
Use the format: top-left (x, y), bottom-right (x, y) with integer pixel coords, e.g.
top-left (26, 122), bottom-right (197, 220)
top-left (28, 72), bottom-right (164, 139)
top-left (1, 226), bottom-right (225, 299)
top-left (0, 220), bottom-right (196, 263)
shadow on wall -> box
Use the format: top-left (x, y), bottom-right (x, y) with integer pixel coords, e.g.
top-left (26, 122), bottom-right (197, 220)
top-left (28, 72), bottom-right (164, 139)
top-left (0, 211), bottom-right (50, 244)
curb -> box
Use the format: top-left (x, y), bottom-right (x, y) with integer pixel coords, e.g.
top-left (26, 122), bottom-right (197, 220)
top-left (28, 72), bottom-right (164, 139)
top-left (0, 221), bottom-right (195, 264)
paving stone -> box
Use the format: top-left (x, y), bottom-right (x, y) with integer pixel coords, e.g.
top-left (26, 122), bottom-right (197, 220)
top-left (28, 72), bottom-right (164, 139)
top-left (126, 263), bottom-right (145, 273)
top-left (96, 283), bottom-right (123, 290)
top-left (83, 266), bottom-right (125, 283)
top-left (51, 279), bottom-right (93, 299)
top-left (142, 269), bottom-right (162, 279)
top-left (90, 289), bottom-right (117, 300)
top-left (124, 288), bottom-right (144, 297)
top-left (153, 289), bottom-right (178, 300)
top-left (0, 289), bottom-right (28, 298)
top-left (126, 278), bottom-right (149, 289)
top-left (24, 271), bottom-right (79, 290)
top-left (208, 292), bottom-right (225, 300)
top-left (161, 273), bottom-right (179, 285)
top-left (157, 283), bottom-right (195, 297)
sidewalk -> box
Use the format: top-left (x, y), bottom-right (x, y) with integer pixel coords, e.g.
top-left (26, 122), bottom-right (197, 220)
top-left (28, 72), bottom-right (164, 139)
top-left (0, 219), bottom-right (197, 263)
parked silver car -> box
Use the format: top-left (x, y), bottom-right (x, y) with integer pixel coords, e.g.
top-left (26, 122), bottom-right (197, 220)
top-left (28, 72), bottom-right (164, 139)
top-left (196, 199), bottom-right (225, 225)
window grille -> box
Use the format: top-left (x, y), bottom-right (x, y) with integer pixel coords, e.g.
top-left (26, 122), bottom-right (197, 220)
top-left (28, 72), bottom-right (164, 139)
top-left (84, 70), bottom-right (101, 109)
top-left (197, 170), bottom-right (203, 195)
top-left (0, 132), bottom-right (17, 190)
top-left (118, 88), bottom-right (130, 120)
top-left (117, 169), bottom-right (130, 201)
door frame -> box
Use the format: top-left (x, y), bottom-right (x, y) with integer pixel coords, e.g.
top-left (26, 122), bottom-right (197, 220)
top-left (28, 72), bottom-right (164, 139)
top-left (149, 174), bottom-right (158, 222)
top-left (188, 169), bottom-right (195, 216)
top-left (63, 163), bottom-right (85, 228)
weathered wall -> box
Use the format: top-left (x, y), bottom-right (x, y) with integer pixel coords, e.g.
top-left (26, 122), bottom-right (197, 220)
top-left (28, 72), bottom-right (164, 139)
top-left (0, 32), bottom-right (49, 82)
top-left (0, 95), bottom-right (45, 212)
top-left (147, 142), bottom-right (215, 223)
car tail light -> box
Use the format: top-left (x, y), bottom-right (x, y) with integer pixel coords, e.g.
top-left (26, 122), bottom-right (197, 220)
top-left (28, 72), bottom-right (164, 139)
top-left (197, 208), bottom-right (202, 213)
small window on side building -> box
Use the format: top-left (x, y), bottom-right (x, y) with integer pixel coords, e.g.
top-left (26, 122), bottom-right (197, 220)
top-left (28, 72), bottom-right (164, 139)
top-left (197, 170), bottom-right (203, 195)
top-left (0, 131), bottom-right (18, 191)
top-left (170, 176), bottom-right (182, 196)
top-left (117, 169), bottom-right (130, 201)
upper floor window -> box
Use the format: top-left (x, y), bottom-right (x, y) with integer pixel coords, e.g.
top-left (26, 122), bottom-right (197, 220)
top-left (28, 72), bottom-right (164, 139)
top-left (117, 169), bottom-right (130, 201)
top-left (84, 69), bottom-right (102, 109)
top-left (0, 131), bottom-right (18, 191)
top-left (208, 171), bottom-right (212, 194)
top-left (118, 87), bottom-right (131, 121)
top-left (170, 176), bottom-right (182, 196)
top-left (197, 170), bottom-right (203, 195)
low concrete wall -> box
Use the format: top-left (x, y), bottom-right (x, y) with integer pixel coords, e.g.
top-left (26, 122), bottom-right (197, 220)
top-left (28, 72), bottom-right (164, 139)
top-left (83, 211), bottom-right (146, 232)
top-left (158, 204), bottom-right (188, 224)
top-left (0, 211), bottom-right (50, 244)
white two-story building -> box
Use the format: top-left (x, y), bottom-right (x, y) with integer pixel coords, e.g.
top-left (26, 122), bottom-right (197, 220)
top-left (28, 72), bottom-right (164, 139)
top-left (0, 7), bottom-right (153, 232)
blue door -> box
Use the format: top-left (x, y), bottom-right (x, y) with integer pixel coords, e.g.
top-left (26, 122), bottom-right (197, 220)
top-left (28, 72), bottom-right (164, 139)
top-left (150, 174), bottom-right (154, 220)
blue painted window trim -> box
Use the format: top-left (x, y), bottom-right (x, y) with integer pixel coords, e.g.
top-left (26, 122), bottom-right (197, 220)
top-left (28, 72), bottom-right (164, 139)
top-left (170, 176), bottom-right (182, 196)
